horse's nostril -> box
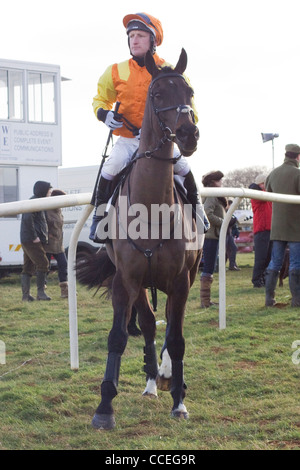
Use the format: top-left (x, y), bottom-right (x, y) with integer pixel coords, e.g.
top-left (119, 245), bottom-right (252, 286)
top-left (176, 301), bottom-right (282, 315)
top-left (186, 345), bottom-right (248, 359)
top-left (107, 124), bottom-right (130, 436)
top-left (176, 125), bottom-right (199, 141)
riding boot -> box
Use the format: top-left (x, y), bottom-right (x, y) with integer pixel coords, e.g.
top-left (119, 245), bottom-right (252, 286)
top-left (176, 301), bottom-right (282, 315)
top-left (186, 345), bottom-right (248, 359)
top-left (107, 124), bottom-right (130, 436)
top-left (265, 269), bottom-right (279, 306)
top-left (289, 269), bottom-right (300, 307)
top-left (127, 306), bottom-right (142, 336)
top-left (21, 273), bottom-right (35, 302)
top-left (183, 171), bottom-right (210, 232)
top-left (59, 281), bottom-right (68, 298)
top-left (89, 176), bottom-right (113, 243)
top-left (36, 271), bottom-right (51, 301)
top-left (200, 275), bottom-right (216, 308)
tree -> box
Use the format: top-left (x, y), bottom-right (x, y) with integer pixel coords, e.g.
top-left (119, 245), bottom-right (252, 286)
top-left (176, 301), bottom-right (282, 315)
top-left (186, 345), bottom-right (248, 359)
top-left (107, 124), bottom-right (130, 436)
top-left (223, 166), bottom-right (271, 210)
top-left (223, 166), bottom-right (270, 188)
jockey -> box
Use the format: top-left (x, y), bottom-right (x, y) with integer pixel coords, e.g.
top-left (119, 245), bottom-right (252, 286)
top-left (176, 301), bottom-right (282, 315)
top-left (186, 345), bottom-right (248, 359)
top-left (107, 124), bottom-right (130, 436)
top-left (90, 12), bottom-right (201, 241)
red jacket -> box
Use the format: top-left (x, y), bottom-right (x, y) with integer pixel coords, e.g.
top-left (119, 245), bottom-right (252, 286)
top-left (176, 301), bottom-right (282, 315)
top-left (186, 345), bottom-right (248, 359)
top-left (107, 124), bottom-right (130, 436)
top-left (251, 193), bottom-right (272, 234)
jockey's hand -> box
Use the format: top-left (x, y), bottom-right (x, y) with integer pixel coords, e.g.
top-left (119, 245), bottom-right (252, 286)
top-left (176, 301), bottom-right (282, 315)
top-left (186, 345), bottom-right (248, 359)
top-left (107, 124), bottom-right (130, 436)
top-left (137, 128), bottom-right (142, 140)
top-left (104, 111), bottom-right (123, 130)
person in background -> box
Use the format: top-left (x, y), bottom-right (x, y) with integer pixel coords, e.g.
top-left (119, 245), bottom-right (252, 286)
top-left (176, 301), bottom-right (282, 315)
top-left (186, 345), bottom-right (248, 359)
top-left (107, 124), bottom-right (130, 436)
top-left (90, 12), bottom-right (200, 242)
top-left (226, 199), bottom-right (240, 271)
top-left (264, 144), bottom-right (300, 307)
top-left (249, 173), bottom-right (272, 288)
top-left (45, 190), bottom-right (68, 298)
top-left (20, 181), bottom-right (52, 301)
top-left (200, 171), bottom-right (226, 308)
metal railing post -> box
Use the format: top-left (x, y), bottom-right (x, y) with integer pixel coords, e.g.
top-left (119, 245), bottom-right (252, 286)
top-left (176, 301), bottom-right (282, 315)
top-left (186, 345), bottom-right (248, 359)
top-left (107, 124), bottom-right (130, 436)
top-left (218, 197), bottom-right (242, 330)
top-left (67, 204), bottom-right (94, 370)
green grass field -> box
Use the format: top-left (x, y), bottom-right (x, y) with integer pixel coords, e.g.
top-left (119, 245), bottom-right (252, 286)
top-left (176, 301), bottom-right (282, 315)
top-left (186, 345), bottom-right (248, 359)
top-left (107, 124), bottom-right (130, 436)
top-left (0, 253), bottom-right (299, 450)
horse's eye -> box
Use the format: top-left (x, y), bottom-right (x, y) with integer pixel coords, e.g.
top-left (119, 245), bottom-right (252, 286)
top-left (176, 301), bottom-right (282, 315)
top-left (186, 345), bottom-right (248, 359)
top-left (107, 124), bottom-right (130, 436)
top-left (154, 93), bottom-right (162, 100)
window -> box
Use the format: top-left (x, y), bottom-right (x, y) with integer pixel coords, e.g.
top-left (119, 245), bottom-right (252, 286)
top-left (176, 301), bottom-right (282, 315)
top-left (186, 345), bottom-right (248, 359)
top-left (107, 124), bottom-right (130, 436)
top-left (28, 72), bottom-right (56, 123)
top-left (0, 69), bottom-right (23, 120)
top-left (0, 167), bottom-right (18, 217)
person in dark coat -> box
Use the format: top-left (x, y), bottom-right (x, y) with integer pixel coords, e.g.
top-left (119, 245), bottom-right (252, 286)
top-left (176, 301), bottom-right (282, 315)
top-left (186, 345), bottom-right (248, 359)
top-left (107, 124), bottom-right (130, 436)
top-left (200, 171), bottom-right (226, 307)
top-left (226, 199), bottom-right (240, 271)
top-left (265, 144), bottom-right (300, 307)
top-left (20, 181), bottom-right (52, 301)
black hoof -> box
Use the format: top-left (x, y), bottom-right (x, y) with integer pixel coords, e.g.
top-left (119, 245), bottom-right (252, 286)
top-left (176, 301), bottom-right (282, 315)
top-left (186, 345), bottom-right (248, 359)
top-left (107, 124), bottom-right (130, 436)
top-left (91, 413), bottom-right (116, 430)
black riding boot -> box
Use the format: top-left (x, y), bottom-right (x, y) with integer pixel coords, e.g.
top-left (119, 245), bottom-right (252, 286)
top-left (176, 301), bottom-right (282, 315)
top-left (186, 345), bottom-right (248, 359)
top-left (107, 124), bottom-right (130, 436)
top-left (89, 176), bottom-right (113, 243)
top-left (183, 171), bottom-right (210, 232)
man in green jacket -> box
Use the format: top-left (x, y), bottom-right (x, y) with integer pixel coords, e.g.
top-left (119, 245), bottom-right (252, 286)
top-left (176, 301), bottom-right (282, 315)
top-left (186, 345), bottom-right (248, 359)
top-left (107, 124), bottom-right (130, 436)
top-left (265, 144), bottom-right (300, 307)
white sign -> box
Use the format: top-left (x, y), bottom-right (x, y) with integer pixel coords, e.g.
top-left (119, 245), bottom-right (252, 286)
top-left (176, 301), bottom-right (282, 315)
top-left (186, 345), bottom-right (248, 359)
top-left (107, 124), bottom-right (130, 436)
top-left (0, 122), bottom-right (61, 166)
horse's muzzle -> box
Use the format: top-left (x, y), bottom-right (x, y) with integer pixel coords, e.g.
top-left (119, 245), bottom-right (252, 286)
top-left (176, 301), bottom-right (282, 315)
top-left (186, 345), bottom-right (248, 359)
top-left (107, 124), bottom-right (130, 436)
top-left (176, 124), bottom-right (200, 156)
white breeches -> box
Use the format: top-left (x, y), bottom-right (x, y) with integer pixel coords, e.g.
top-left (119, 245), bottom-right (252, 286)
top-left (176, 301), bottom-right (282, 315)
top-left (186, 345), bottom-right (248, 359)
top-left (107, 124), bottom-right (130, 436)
top-left (101, 136), bottom-right (191, 180)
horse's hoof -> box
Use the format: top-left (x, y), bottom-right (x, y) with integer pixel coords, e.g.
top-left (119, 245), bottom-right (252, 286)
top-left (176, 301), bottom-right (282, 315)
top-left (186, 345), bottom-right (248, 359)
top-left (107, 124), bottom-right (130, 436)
top-left (142, 378), bottom-right (158, 398)
top-left (142, 391), bottom-right (158, 399)
top-left (156, 374), bottom-right (171, 391)
top-left (91, 413), bottom-right (116, 430)
top-left (171, 409), bottom-right (189, 420)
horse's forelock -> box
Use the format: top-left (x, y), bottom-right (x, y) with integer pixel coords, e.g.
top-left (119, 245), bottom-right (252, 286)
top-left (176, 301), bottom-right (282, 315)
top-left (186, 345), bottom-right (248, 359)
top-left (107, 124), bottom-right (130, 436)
top-left (159, 65), bottom-right (175, 74)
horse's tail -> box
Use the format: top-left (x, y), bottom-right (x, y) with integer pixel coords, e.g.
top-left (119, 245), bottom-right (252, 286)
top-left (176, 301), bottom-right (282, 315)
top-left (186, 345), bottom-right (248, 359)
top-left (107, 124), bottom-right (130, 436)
top-left (76, 248), bottom-right (115, 296)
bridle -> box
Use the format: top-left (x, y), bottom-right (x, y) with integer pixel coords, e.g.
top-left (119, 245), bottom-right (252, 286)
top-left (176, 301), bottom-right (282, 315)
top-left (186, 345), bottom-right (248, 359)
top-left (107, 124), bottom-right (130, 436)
top-left (149, 72), bottom-right (195, 135)
top-left (134, 72), bottom-right (195, 163)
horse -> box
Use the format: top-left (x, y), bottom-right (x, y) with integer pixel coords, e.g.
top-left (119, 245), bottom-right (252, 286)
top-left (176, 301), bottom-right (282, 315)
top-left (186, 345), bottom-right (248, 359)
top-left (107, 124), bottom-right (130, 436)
top-left (77, 48), bottom-right (202, 430)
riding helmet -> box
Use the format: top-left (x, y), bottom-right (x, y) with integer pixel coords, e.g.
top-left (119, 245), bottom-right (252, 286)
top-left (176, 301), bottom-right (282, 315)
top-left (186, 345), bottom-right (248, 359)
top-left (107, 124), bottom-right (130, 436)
top-left (123, 12), bottom-right (164, 52)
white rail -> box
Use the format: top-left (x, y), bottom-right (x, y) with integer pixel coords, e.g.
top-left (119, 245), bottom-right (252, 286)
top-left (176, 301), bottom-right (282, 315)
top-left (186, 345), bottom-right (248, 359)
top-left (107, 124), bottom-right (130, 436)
top-left (1, 188), bottom-right (300, 369)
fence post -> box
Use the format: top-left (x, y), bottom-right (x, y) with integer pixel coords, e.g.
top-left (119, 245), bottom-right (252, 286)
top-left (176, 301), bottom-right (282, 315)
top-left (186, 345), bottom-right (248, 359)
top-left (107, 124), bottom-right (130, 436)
top-left (0, 340), bottom-right (5, 365)
top-left (218, 197), bottom-right (242, 330)
top-left (67, 204), bottom-right (94, 370)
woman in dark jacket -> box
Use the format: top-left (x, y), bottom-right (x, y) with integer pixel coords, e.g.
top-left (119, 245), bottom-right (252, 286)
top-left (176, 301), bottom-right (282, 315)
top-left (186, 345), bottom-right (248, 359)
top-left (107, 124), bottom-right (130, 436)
top-left (20, 181), bottom-right (52, 301)
top-left (46, 190), bottom-right (68, 298)
top-left (200, 171), bottom-right (226, 308)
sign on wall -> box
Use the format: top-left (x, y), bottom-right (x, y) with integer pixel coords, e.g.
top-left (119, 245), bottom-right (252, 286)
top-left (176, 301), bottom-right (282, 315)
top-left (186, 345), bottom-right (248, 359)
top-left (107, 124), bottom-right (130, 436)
top-left (0, 122), bottom-right (61, 166)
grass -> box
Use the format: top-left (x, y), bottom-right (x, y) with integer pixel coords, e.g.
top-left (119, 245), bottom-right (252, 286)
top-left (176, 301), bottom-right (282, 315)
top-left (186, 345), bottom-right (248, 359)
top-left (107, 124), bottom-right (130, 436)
top-left (0, 253), bottom-right (299, 450)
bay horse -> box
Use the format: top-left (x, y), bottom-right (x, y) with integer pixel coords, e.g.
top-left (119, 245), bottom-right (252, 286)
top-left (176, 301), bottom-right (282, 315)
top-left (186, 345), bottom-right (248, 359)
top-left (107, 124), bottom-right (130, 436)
top-left (77, 48), bottom-right (202, 430)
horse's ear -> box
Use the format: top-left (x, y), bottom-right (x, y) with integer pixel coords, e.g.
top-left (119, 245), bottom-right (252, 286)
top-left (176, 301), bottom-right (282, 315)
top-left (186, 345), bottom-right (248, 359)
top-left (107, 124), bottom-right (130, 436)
top-left (145, 51), bottom-right (160, 78)
top-left (174, 48), bottom-right (188, 75)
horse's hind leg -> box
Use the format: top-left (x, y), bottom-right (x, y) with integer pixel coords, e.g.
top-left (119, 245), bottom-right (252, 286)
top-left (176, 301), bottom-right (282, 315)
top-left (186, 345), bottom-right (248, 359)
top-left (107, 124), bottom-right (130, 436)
top-left (135, 289), bottom-right (158, 398)
top-left (92, 272), bottom-right (130, 430)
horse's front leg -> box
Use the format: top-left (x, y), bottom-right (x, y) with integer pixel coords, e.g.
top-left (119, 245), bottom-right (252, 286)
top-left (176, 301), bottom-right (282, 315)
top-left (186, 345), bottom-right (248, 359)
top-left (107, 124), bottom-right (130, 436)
top-left (166, 273), bottom-right (190, 419)
top-left (135, 288), bottom-right (158, 398)
top-left (92, 272), bottom-right (130, 430)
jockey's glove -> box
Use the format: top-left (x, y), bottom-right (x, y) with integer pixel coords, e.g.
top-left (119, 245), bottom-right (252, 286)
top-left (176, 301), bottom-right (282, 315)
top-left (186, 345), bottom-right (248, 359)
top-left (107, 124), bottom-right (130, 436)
top-left (102, 110), bottom-right (123, 130)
